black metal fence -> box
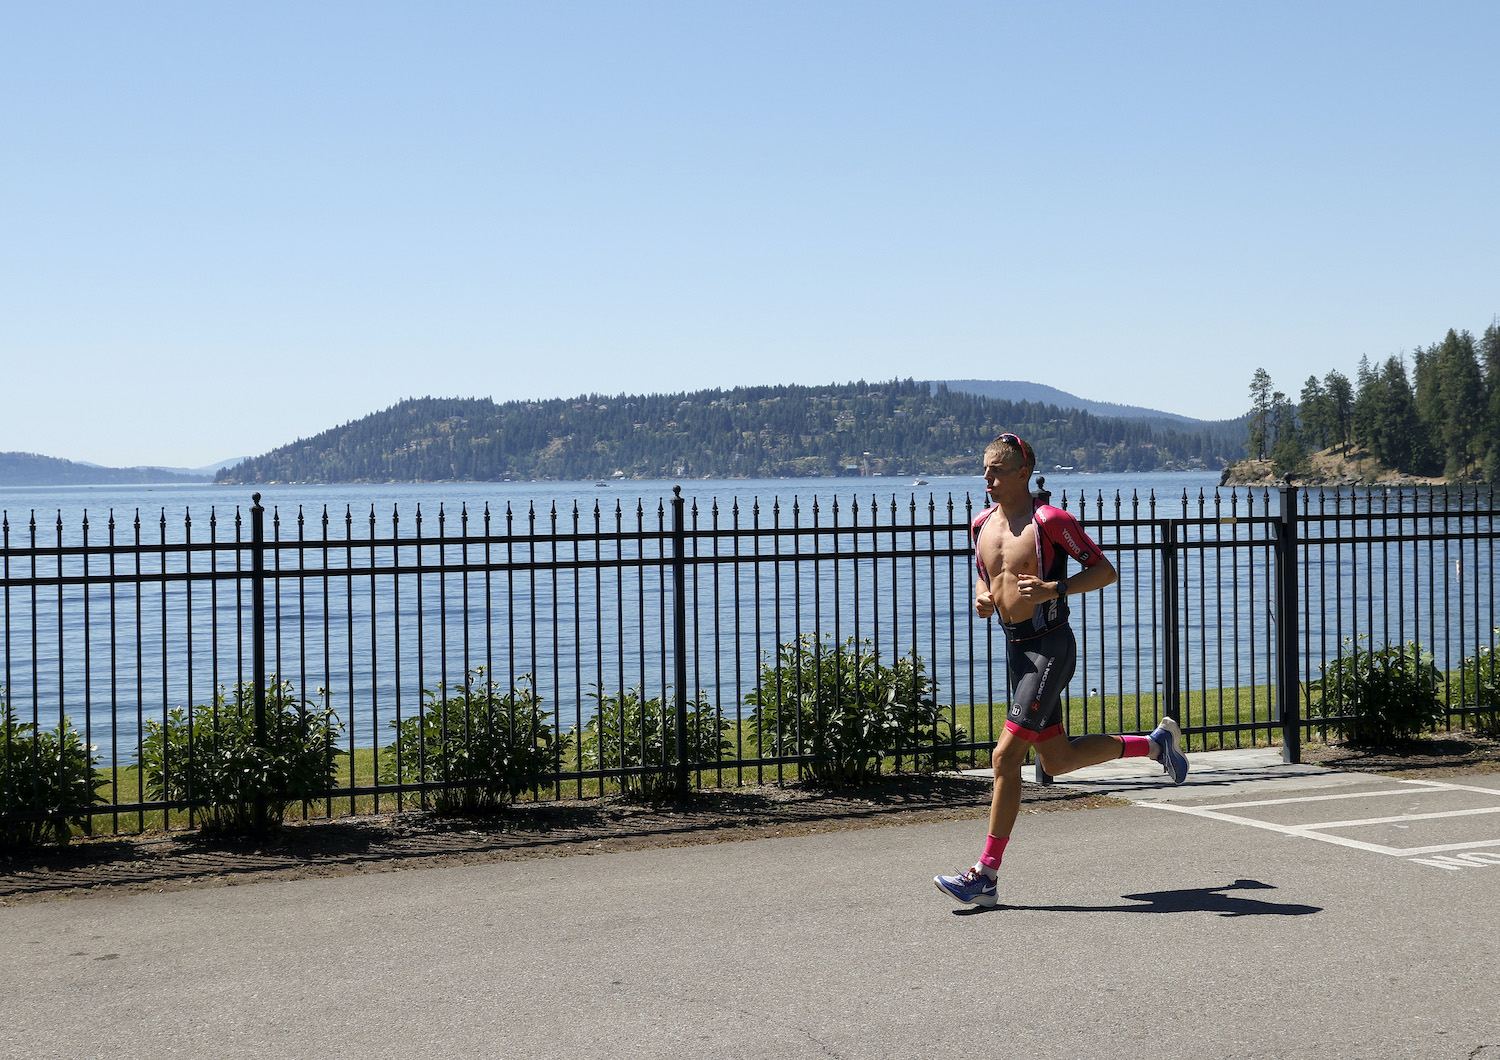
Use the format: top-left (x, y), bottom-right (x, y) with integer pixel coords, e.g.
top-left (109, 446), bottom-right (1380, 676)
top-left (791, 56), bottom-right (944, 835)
top-left (2, 484), bottom-right (1497, 837)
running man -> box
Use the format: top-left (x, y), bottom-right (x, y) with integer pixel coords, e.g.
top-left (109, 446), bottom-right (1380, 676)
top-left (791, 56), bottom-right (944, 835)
top-left (934, 433), bottom-right (1189, 907)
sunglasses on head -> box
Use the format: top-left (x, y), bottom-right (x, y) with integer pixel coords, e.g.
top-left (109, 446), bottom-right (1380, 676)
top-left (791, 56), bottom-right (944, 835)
top-left (997, 433), bottom-right (1032, 468)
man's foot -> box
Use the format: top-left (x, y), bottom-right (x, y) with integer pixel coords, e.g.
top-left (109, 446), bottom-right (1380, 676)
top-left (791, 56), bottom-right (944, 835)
top-left (1150, 716), bottom-right (1189, 785)
top-left (934, 866), bottom-right (998, 907)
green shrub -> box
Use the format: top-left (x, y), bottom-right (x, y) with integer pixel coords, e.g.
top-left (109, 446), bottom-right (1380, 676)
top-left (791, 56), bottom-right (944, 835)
top-left (1, 697), bottom-right (105, 848)
top-left (1309, 638), bottom-right (1444, 745)
top-left (1457, 634), bottom-right (1500, 737)
top-left (140, 678), bottom-right (340, 834)
top-left (381, 671), bottom-right (567, 813)
top-left (745, 635), bottom-right (964, 786)
top-left (581, 687), bottom-right (730, 800)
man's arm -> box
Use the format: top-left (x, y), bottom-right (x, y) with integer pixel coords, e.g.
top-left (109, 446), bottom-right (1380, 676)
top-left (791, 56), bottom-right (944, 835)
top-left (1020, 505), bottom-right (1116, 602)
top-left (1016, 556), bottom-right (1116, 602)
top-left (974, 577), bottom-right (995, 619)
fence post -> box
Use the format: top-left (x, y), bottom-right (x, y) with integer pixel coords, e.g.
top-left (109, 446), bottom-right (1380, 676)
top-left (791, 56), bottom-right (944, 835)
top-left (1161, 519), bottom-right (1181, 722)
top-left (1275, 486), bottom-right (1301, 764)
top-left (1033, 479), bottom-right (1055, 786)
top-left (670, 487), bottom-right (690, 799)
top-left (250, 493), bottom-right (268, 833)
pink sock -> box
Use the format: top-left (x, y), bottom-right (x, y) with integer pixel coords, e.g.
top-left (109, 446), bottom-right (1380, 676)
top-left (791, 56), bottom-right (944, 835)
top-left (1118, 735), bottom-right (1152, 758)
top-left (978, 833), bottom-right (1009, 877)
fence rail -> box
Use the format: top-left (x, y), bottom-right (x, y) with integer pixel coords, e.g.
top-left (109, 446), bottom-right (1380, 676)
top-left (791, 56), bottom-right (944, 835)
top-left (3, 483), bottom-right (1497, 837)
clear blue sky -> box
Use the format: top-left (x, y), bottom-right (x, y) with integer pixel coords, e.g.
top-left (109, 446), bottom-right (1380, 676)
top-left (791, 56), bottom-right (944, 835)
top-left (4, 2), bottom-right (1497, 468)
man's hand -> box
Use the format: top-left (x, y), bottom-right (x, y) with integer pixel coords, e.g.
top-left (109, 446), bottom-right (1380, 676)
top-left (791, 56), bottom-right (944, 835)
top-left (1016, 574), bottom-right (1058, 601)
top-left (975, 589), bottom-right (995, 619)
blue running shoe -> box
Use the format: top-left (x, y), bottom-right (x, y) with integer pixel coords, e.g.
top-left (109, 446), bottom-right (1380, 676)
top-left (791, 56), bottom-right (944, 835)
top-left (1149, 716), bottom-right (1189, 785)
top-left (934, 866), bottom-right (998, 907)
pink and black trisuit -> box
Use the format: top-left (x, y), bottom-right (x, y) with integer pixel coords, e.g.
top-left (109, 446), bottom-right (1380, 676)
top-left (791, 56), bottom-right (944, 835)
top-left (971, 499), bottom-right (1107, 743)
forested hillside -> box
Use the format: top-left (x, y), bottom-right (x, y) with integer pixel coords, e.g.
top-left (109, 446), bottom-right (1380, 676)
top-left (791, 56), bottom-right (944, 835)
top-left (217, 379), bottom-right (1245, 484)
top-left (1239, 320), bottom-right (1500, 482)
top-left (938, 380), bottom-right (1205, 429)
top-left (0, 452), bottom-right (208, 487)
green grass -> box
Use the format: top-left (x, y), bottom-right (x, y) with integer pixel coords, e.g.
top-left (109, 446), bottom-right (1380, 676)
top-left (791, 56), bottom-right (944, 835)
top-left (944, 682), bottom-right (1282, 755)
top-left (49, 679), bottom-right (1495, 842)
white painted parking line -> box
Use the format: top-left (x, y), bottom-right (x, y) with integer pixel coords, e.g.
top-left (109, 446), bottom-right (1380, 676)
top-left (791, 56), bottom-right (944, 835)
top-left (1399, 839), bottom-right (1500, 856)
top-left (1404, 778), bottom-right (1500, 796)
top-left (1146, 803), bottom-right (1416, 854)
top-left (1203, 786), bottom-right (1453, 810)
top-left (1310, 806), bottom-right (1500, 829)
top-left (1143, 777), bottom-right (1500, 869)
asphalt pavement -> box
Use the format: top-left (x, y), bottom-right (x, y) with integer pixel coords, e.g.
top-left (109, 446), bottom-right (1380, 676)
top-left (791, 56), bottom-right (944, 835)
top-left (3, 751), bottom-right (1499, 1060)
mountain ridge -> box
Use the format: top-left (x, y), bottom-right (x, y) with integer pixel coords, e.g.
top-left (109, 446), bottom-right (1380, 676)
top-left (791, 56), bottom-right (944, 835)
top-left (6, 381), bottom-right (1249, 486)
top-left (0, 452), bottom-right (211, 487)
top-left (215, 378), bottom-right (1244, 484)
top-left (936, 380), bottom-right (1238, 427)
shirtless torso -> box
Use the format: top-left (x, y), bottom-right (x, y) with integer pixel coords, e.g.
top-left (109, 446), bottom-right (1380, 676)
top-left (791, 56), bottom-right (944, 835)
top-left (974, 507), bottom-right (1041, 625)
top-left (972, 495), bottom-right (1103, 639)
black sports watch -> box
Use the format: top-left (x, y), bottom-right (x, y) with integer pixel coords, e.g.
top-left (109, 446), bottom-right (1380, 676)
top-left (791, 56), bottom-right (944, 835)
top-left (1054, 576), bottom-right (1069, 598)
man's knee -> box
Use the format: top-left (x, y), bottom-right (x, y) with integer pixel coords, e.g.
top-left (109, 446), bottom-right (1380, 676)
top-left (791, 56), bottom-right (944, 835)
top-left (992, 736), bottom-right (1030, 774)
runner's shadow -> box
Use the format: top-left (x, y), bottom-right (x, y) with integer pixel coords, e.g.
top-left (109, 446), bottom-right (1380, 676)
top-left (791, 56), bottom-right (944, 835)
top-left (953, 878), bottom-right (1322, 918)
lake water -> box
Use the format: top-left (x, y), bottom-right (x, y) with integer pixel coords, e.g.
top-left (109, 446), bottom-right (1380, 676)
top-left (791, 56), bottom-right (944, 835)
top-left (0, 470), bottom-right (1230, 533)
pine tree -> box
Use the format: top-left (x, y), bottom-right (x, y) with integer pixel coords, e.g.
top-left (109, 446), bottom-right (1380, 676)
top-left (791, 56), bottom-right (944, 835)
top-left (1323, 369), bottom-right (1354, 451)
top-left (1376, 356), bottom-right (1429, 475)
top-left (1351, 356), bottom-right (1378, 454)
top-left (1413, 342), bottom-right (1446, 454)
top-left (1298, 375), bottom-right (1329, 450)
top-left (1482, 320), bottom-right (1500, 479)
top-left (1248, 368), bottom-right (1274, 460)
top-left (1271, 391), bottom-right (1308, 478)
top-left (1437, 329), bottom-right (1485, 478)
top-left (1481, 319), bottom-right (1500, 382)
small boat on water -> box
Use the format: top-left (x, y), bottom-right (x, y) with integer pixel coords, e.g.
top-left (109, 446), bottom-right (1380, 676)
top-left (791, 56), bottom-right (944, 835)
top-left (913, 478), bottom-right (929, 486)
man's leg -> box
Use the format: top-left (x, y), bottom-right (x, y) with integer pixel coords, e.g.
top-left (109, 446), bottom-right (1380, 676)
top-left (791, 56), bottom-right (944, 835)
top-left (937, 627), bottom-right (1082, 906)
top-left (933, 730), bottom-right (1030, 907)
top-left (1011, 626), bottom-right (1169, 779)
top-left (1034, 731), bottom-right (1135, 776)
top-left (1035, 728), bottom-right (1187, 783)
top-left (937, 632), bottom-right (1058, 905)
top-left (987, 727), bottom-right (1032, 839)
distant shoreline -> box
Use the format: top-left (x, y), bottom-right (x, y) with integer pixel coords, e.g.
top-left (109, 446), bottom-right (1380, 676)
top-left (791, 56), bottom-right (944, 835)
top-left (214, 469), bottom-right (1219, 487)
top-left (1218, 451), bottom-right (1453, 489)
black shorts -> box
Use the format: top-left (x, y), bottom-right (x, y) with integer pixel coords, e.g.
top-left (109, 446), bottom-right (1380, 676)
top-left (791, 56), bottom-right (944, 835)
top-left (1003, 624), bottom-right (1076, 744)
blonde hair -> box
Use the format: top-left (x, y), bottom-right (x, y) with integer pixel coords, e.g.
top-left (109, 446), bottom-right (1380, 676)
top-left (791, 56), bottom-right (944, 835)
top-left (984, 433), bottom-right (1035, 473)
